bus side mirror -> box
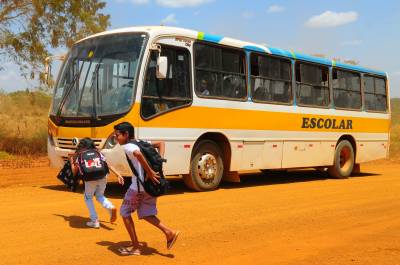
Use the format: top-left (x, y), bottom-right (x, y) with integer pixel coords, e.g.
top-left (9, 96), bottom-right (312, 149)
top-left (44, 54), bottom-right (65, 87)
top-left (45, 58), bottom-right (52, 85)
top-left (156, 56), bottom-right (168, 79)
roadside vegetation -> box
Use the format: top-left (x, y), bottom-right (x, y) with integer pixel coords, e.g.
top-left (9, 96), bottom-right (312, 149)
top-left (0, 90), bottom-right (51, 156)
top-left (0, 91), bottom-right (398, 161)
top-left (390, 98), bottom-right (400, 160)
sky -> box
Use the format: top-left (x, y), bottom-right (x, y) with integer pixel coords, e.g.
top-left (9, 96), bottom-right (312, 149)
top-left (1, 0), bottom-right (399, 97)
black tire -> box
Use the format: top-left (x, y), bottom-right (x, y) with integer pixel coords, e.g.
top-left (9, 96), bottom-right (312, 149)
top-left (328, 140), bottom-right (355, 179)
top-left (183, 140), bottom-right (224, 191)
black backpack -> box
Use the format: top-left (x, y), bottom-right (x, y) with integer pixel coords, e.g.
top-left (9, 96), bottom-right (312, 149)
top-left (56, 160), bottom-right (80, 192)
top-left (125, 140), bottom-right (168, 197)
top-left (77, 149), bottom-right (109, 181)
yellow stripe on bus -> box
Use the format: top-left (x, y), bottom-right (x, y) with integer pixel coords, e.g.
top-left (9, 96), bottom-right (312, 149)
top-left (51, 104), bottom-right (390, 138)
top-left (140, 106), bottom-right (390, 133)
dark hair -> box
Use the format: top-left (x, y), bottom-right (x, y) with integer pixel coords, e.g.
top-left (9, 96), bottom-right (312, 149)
top-left (114, 122), bottom-right (135, 139)
top-left (76, 137), bottom-right (96, 152)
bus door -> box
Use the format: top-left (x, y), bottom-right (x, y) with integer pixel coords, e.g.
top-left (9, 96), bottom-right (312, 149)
top-left (138, 38), bottom-right (193, 175)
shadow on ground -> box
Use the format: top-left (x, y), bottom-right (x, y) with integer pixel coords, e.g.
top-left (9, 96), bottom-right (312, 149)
top-left (96, 240), bottom-right (174, 258)
top-left (53, 214), bottom-right (114, 230)
top-left (42, 169), bottom-right (381, 198)
top-left (221, 170), bottom-right (380, 190)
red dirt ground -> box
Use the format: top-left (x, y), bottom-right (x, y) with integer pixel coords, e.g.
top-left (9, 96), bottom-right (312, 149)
top-left (0, 161), bottom-right (399, 264)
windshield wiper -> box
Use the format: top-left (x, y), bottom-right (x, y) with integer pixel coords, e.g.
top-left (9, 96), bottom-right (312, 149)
top-left (85, 51), bottom-right (127, 119)
top-left (90, 63), bottom-right (101, 120)
top-left (56, 62), bottom-right (85, 118)
top-left (76, 60), bottom-right (101, 119)
top-left (76, 61), bottom-right (93, 116)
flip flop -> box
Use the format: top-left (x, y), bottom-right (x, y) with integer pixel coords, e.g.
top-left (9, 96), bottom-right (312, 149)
top-left (167, 231), bottom-right (180, 250)
top-left (118, 246), bottom-right (141, 256)
top-left (110, 208), bottom-right (117, 223)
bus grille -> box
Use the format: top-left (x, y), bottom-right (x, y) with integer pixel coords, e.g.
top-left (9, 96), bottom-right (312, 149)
top-left (56, 138), bottom-right (105, 150)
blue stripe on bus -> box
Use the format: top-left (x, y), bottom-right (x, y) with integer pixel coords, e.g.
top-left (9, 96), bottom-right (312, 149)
top-left (334, 62), bottom-right (386, 76)
top-left (269, 47), bottom-right (293, 58)
top-left (268, 47), bottom-right (385, 76)
top-left (294, 52), bottom-right (332, 66)
top-left (243, 45), bottom-right (268, 53)
top-left (200, 33), bottom-right (224, 43)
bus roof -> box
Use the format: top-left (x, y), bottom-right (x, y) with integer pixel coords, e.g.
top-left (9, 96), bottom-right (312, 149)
top-left (82, 26), bottom-right (387, 77)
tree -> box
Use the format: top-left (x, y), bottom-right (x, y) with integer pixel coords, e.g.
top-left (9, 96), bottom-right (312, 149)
top-left (0, 0), bottom-right (110, 82)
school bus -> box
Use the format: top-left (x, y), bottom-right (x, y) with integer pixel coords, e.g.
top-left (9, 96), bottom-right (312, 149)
top-left (47, 26), bottom-right (391, 191)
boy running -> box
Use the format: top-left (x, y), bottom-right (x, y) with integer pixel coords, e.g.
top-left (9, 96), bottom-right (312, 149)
top-left (113, 122), bottom-right (180, 256)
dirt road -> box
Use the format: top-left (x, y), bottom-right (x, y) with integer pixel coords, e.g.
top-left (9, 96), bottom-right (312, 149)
top-left (1, 161), bottom-right (400, 265)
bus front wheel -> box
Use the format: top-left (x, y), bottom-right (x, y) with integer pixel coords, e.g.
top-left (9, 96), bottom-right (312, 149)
top-left (184, 140), bottom-right (224, 191)
top-left (328, 140), bottom-right (355, 179)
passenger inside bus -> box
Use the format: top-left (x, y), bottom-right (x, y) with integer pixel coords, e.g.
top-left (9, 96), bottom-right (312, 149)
top-left (199, 79), bottom-right (210, 96)
top-left (223, 75), bottom-right (244, 98)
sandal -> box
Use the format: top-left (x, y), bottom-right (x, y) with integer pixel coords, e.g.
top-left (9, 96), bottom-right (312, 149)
top-left (118, 246), bottom-right (141, 256)
top-left (167, 231), bottom-right (180, 250)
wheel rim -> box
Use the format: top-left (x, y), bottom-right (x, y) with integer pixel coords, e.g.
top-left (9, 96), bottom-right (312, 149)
top-left (197, 153), bottom-right (218, 183)
top-left (339, 146), bottom-right (352, 172)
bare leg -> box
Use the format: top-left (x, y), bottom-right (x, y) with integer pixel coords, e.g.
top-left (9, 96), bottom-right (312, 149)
top-left (122, 216), bottom-right (140, 249)
top-left (143, 215), bottom-right (176, 241)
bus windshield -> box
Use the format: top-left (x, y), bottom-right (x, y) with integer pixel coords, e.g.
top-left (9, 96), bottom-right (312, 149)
top-left (51, 33), bottom-right (147, 117)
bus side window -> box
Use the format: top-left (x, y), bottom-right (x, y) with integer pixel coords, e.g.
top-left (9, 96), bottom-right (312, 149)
top-left (194, 42), bottom-right (247, 100)
top-left (250, 53), bottom-right (292, 104)
top-left (296, 62), bottom-right (329, 107)
top-left (141, 46), bottom-right (192, 119)
top-left (364, 75), bottom-right (387, 112)
top-left (333, 69), bottom-right (361, 110)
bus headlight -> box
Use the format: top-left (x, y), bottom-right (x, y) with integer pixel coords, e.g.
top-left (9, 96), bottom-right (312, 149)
top-left (103, 133), bottom-right (117, 149)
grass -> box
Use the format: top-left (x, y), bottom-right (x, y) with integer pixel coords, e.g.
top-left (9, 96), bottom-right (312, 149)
top-left (0, 90), bottom-right (398, 161)
top-left (0, 151), bottom-right (14, 160)
top-left (389, 98), bottom-right (400, 160)
top-left (0, 90), bottom-right (51, 155)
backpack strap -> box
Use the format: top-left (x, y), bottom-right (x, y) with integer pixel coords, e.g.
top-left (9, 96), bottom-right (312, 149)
top-left (125, 153), bottom-right (142, 193)
top-left (76, 152), bottom-right (84, 176)
top-left (130, 139), bottom-right (139, 147)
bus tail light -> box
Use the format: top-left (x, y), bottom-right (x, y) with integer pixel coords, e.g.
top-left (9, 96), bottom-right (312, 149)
top-left (103, 133), bottom-right (117, 149)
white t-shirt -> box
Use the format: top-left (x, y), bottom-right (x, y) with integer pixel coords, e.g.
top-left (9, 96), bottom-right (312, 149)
top-left (124, 142), bottom-right (146, 191)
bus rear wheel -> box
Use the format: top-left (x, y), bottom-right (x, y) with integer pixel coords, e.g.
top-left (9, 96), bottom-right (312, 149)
top-left (184, 140), bottom-right (224, 191)
top-left (328, 140), bottom-right (355, 179)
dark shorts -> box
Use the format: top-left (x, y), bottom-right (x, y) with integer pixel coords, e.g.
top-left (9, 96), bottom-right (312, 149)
top-left (120, 189), bottom-right (157, 219)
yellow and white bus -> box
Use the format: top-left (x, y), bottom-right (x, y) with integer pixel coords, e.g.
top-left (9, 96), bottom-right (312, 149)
top-left (48, 26), bottom-right (391, 191)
